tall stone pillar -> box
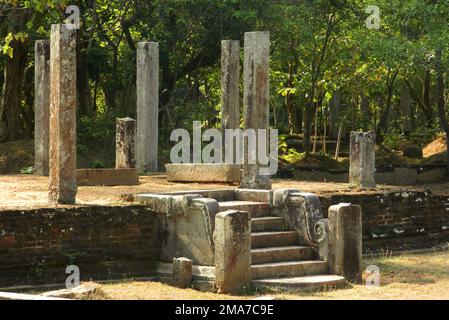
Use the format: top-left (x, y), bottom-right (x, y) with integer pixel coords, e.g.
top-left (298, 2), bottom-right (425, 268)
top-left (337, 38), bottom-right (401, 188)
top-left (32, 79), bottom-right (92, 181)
top-left (239, 31), bottom-right (271, 190)
top-left (116, 117), bottom-right (136, 169)
top-left (221, 40), bottom-right (240, 131)
top-left (48, 24), bottom-right (77, 204)
top-left (214, 210), bottom-right (251, 294)
top-left (349, 131), bottom-right (376, 188)
top-left (136, 42), bottom-right (159, 173)
top-left (328, 203), bottom-right (362, 283)
top-left (34, 40), bottom-right (51, 176)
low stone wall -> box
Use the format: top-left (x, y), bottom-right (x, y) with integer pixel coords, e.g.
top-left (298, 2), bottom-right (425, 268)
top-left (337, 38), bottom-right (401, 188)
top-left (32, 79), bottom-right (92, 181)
top-left (319, 191), bottom-right (449, 253)
top-left (292, 164), bottom-right (447, 185)
top-left (0, 205), bottom-right (162, 288)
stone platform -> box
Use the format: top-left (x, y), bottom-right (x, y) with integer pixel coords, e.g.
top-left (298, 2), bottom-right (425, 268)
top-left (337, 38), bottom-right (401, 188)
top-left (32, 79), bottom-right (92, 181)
top-left (77, 168), bottom-right (139, 186)
top-left (165, 164), bottom-right (241, 183)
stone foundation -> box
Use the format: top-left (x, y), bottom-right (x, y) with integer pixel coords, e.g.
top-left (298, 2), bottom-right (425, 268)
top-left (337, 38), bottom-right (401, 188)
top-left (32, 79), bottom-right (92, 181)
top-left (0, 205), bottom-right (162, 288)
top-left (165, 164), bottom-right (241, 183)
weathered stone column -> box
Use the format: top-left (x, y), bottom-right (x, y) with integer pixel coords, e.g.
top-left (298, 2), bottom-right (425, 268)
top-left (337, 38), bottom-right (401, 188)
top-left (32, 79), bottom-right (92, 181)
top-left (221, 40), bottom-right (240, 132)
top-left (239, 31), bottom-right (271, 190)
top-left (34, 40), bottom-right (51, 176)
top-left (328, 203), bottom-right (362, 283)
top-left (214, 210), bottom-right (251, 294)
top-left (48, 25), bottom-right (77, 204)
top-left (136, 42), bottom-right (159, 173)
top-left (349, 131), bottom-right (376, 188)
top-left (115, 117), bottom-right (136, 169)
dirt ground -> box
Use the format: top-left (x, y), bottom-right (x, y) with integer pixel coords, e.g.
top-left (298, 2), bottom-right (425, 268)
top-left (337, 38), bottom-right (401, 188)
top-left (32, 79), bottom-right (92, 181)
top-left (81, 251), bottom-right (449, 300)
top-left (1, 174), bottom-right (448, 209)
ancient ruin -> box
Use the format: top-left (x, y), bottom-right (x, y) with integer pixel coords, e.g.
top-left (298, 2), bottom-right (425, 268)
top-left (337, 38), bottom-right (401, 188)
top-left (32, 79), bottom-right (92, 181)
top-left (48, 25), bottom-right (78, 204)
top-left (34, 40), bottom-right (50, 176)
top-left (2, 1), bottom-right (448, 302)
top-left (136, 42), bottom-right (159, 174)
top-left (349, 131), bottom-right (376, 188)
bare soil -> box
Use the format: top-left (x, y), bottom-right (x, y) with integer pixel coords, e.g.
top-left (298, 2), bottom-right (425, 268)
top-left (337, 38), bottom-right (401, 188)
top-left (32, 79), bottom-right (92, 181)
top-left (423, 135), bottom-right (447, 158)
top-left (86, 251), bottom-right (449, 300)
top-left (0, 174), bottom-right (446, 210)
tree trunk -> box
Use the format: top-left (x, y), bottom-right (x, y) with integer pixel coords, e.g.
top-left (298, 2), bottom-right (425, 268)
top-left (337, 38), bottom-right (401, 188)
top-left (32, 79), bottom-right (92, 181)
top-left (360, 95), bottom-right (370, 131)
top-left (0, 38), bottom-right (29, 142)
top-left (77, 39), bottom-right (93, 116)
top-left (400, 84), bottom-right (412, 136)
top-left (328, 91), bottom-right (340, 138)
top-left (285, 93), bottom-right (297, 134)
top-left (423, 69), bottom-right (433, 128)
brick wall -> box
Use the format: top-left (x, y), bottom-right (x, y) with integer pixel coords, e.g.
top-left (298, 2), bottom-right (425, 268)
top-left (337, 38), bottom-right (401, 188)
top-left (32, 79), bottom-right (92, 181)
top-left (0, 205), bottom-right (162, 288)
top-left (319, 191), bottom-right (449, 253)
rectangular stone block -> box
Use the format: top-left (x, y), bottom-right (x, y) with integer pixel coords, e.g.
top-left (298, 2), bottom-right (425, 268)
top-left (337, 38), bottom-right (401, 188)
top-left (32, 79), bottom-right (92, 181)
top-left (349, 131), bottom-right (376, 188)
top-left (214, 210), bottom-right (251, 294)
top-left (77, 168), bottom-right (139, 186)
top-left (116, 117), bottom-right (136, 169)
top-left (221, 40), bottom-right (240, 131)
top-left (235, 189), bottom-right (271, 203)
top-left (240, 31), bottom-right (271, 190)
top-left (136, 42), bottom-right (159, 173)
top-left (165, 163), bottom-right (241, 183)
top-left (172, 257), bottom-right (193, 289)
top-left (34, 40), bottom-right (50, 176)
top-left (48, 24), bottom-right (77, 204)
top-left (328, 203), bottom-right (362, 283)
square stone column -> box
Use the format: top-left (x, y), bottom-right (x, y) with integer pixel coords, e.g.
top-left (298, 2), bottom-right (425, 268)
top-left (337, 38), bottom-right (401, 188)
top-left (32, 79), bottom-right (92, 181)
top-left (214, 210), bottom-right (251, 294)
top-left (48, 24), bottom-right (77, 204)
top-left (136, 42), bottom-right (159, 173)
top-left (34, 40), bottom-right (51, 176)
top-left (328, 203), bottom-right (362, 283)
top-left (239, 31), bottom-right (271, 190)
top-left (349, 131), bottom-right (376, 188)
top-left (172, 257), bottom-right (193, 289)
top-left (116, 117), bottom-right (136, 169)
top-left (221, 40), bottom-right (240, 131)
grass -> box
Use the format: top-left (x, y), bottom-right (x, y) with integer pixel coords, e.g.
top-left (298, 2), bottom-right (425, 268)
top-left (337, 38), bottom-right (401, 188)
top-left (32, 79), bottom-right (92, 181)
top-left (84, 251), bottom-right (449, 300)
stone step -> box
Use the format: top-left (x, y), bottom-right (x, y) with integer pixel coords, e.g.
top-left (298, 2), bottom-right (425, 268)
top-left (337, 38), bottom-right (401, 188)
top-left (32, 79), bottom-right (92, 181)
top-left (251, 246), bottom-right (313, 264)
top-left (218, 201), bottom-right (270, 217)
top-left (251, 261), bottom-right (328, 279)
top-left (251, 231), bottom-right (299, 249)
top-left (251, 217), bottom-right (285, 232)
top-left (253, 274), bottom-right (346, 290)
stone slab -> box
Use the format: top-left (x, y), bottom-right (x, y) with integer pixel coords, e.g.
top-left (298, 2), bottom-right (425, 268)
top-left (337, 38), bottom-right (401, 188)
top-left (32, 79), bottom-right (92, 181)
top-left (165, 164), bottom-right (241, 183)
top-left (77, 168), bottom-right (139, 186)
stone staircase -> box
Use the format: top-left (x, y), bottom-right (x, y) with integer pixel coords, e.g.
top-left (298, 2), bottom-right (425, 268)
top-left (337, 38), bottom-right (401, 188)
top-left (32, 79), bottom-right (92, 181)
top-left (218, 200), bottom-right (346, 290)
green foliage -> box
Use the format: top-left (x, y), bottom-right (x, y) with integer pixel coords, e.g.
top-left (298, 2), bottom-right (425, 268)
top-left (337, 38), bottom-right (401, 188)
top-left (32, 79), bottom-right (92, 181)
top-left (0, 0), bottom-right (448, 168)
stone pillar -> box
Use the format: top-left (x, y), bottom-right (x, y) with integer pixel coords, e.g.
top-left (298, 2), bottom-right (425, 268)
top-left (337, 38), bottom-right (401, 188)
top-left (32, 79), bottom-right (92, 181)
top-left (115, 117), bottom-right (136, 169)
top-left (48, 24), bottom-right (77, 204)
top-left (136, 42), bottom-right (159, 173)
top-left (172, 257), bottom-right (193, 289)
top-left (328, 203), bottom-right (362, 283)
top-left (221, 40), bottom-right (240, 131)
top-left (239, 31), bottom-right (271, 190)
top-left (34, 40), bottom-right (51, 176)
top-left (349, 131), bottom-right (376, 188)
top-left (214, 210), bottom-right (251, 294)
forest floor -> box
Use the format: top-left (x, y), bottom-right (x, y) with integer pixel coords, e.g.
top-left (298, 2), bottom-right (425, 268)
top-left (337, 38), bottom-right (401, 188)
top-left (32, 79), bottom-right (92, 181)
top-left (1, 174), bottom-right (449, 210)
top-left (73, 251), bottom-right (449, 300)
